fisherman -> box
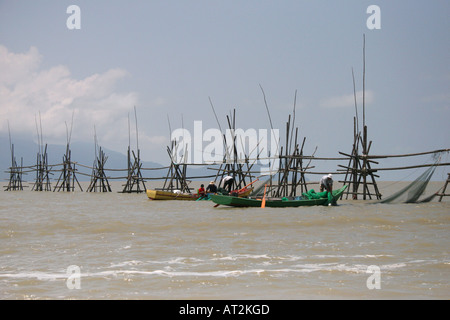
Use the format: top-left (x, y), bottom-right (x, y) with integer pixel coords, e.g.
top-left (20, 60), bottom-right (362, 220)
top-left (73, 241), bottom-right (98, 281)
top-left (198, 184), bottom-right (206, 198)
top-left (206, 181), bottom-right (218, 194)
top-left (222, 175), bottom-right (235, 193)
top-left (320, 174), bottom-right (333, 193)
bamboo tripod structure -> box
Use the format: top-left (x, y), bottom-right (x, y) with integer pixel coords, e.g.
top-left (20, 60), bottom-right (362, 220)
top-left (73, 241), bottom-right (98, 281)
top-left (53, 144), bottom-right (83, 192)
top-left (120, 146), bottom-right (147, 193)
top-left (339, 121), bottom-right (382, 200)
top-left (161, 141), bottom-right (191, 193)
top-left (214, 109), bottom-right (256, 192)
top-left (272, 115), bottom-right (309, 198)
top-left (87, 146), bottom-right (112, 192)
top-left (4, 122), bottom-right (24, 191)
top-left (120, 107), bottom-right (147, 193)
top-left (339, 35), bottom-right (381, 200)
top-left (32, 144), bottom-right (52, 191)
top-left (257, 88), bottom-right (309, 198)
top-left (206, 103), bottom-right (257, 192)
top-left (4, 143), bottom-right (24, 191)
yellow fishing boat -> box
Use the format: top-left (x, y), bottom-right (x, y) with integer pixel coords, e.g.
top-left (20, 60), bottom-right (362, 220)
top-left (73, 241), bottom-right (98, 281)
top-left (146, 189), bottom-right (200, 201)
top-left (146, 187), bottom-right (253, 201)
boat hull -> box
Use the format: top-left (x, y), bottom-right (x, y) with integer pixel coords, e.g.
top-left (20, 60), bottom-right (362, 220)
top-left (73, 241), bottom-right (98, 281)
top-left (146, 189), bottom-right (199, 201)
top-left (211, 186), bottom-right (348, 208)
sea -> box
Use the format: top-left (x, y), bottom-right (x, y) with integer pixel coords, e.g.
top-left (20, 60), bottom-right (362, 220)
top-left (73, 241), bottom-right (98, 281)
top-left (0, 181), bottom-right (448, 301)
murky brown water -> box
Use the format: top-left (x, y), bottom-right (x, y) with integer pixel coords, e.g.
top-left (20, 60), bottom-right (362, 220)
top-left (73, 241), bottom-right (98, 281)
top-left (0, 182), bottom-right (448, 299)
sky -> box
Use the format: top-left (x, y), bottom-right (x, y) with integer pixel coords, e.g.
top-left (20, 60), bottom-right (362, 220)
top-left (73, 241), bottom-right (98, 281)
top-left (0, 0), bottom-right (449, 180)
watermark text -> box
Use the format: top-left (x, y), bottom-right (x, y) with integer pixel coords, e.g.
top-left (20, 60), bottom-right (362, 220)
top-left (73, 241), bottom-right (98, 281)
top-left (366, 265), bottom-right (381, 290)
top-left (66, 265), bottom-right (81, 289)
top-left (367, 5), bottom-right (381, 30)
top-left (66, 5), bottom-right (81, 30)
top-left (170, 121), bottom-right (279, 175)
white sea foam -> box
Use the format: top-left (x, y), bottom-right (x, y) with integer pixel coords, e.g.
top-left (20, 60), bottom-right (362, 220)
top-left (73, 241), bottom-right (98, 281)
top-left (0, 272), bottom-right (66, 281)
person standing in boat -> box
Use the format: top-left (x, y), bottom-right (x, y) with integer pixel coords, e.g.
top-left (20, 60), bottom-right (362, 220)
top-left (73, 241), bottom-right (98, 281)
top-left (320, 174), bottom-right (333, 193)
top-left (206, 181), bottom-right (218, 194)
top-left (222, 175), bottom-right (235, 193)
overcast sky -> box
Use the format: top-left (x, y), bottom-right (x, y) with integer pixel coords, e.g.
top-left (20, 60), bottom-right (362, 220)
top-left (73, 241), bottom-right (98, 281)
top-left (0, 0), bottom-right (449, 179)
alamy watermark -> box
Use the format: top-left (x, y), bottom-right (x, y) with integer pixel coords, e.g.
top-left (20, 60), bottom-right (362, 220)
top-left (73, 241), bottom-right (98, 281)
top-left (66, 5), bottom-right (81, 30)
top-left (170, 121), bottom-right (280, 175)
top-left (366, 265), bottom-right (381, 290)
top-left (367, 5), bottom-right (381, 30)
top-left (66, 265), bottom-right (81, 290)
top-left (66, 5), bottom-right (380, 31)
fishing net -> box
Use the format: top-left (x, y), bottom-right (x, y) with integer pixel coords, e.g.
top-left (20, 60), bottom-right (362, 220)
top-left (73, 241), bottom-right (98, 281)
top-left (302, 189), bottom-right (334, 203)
top-left (379, 160), bottom-right (439, 204)
top-left (302, 189), bottom-right (328, 199)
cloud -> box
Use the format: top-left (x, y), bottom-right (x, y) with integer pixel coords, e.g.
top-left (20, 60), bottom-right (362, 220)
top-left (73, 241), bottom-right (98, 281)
top-left (320, 90), bottom-right (374, 108)
top-left (0, 46), bottom-right (42, 85)
top-left (0, 45), bottom-right (140, 151)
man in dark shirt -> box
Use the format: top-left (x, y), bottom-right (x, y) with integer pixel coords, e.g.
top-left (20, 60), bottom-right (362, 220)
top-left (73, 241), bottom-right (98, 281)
top-left (206, 181), bottom-right (218, 194)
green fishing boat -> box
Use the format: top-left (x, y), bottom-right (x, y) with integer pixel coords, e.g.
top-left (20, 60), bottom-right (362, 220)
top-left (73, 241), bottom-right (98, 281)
top-left (211, 185), bottom-right (348, 208)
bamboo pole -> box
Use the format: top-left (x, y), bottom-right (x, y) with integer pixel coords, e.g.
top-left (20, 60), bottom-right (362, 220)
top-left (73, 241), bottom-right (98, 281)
top-left (438, 173), bottom-right (450, 202)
